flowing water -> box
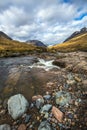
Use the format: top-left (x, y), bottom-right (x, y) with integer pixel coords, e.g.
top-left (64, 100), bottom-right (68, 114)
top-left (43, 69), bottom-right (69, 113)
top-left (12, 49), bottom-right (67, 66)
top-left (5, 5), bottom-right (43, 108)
top-left (0, 56), bottom-right (59, 100)
top-left (29, 58), bottom-right (59, 71)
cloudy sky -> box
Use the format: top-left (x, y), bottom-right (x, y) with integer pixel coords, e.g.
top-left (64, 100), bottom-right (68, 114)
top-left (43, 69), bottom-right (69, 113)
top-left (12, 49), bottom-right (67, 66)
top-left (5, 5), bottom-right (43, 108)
top-left (0, 0), bottom-right (87, 45)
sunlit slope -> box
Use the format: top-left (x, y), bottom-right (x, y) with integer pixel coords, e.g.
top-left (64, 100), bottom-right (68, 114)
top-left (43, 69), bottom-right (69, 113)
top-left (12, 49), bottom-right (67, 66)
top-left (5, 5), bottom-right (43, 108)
top-left (0, 37), bottom-right (46, 57)
top-left (50, 33), bottom-right (87, 52)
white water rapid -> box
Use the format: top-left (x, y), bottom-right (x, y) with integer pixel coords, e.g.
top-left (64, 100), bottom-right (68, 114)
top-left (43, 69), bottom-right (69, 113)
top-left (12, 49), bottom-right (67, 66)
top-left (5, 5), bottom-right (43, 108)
top-left (29, 58), bottom-right (59, 71)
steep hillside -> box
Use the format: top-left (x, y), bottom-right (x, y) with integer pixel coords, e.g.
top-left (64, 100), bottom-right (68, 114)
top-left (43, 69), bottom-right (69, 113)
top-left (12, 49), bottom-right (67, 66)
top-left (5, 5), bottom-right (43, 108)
top-left (0, 31), bottom-right (12, 40)
top-left (0, 37), bottom-right (47, 57)
top-left (50, 33), bottom-right (87, 52)
top-left (26, 40), bottom-right (47, 47)
top-left (64, 27), bottom-right (87, 42)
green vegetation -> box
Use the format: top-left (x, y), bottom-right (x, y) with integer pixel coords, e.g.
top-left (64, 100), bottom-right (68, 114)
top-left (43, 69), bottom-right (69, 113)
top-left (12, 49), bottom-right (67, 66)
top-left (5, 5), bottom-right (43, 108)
top-left (0, 37), bottom-right (47, 57)
top-left (49, 33), bottom-right (87, 52)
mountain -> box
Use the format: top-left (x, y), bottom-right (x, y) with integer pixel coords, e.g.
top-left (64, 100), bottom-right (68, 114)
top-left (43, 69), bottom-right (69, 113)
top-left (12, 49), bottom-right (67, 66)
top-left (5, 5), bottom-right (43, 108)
top-left (0, 31), bottom-right (12, 40)
top-left (49, 30), bottom-right (87, 52)
top-left (26, 40), bottom-right (47, 47)
top-left (64, 27), bottom-right (87, 42)
top-left (0, 32), bottom-right (47, 57)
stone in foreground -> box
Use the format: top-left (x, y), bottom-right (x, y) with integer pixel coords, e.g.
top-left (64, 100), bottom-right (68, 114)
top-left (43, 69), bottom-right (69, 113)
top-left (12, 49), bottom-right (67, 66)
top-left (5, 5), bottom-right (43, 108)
top-left (0, 124), bottom-right (11, 130)
top-left (40, 104), bottom-right (52, 113)
top-left (55, 91), bottom-right (71, 106)
top-left (36, 98), bottom-right (44, 109)
top-left (38, 121), bottom-right (56, 130)
top-left (52, 106), bottom-right (63, 122)
top-left (18, 124), bottom-right (26, 130)
top-left (8, 94), bottom-right (29, 120)
top-left (32, 95), bottom-right (43, 101)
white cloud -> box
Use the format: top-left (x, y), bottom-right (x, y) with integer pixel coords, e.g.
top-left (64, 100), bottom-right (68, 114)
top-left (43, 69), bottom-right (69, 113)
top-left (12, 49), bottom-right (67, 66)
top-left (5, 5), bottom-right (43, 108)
top-left (0, 0), bottom-right (87, 45)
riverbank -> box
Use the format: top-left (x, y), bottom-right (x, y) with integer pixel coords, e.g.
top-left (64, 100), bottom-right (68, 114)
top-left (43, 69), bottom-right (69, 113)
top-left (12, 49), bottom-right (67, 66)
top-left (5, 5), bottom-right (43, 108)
top-left (0, 51), bottom-right (87, 130)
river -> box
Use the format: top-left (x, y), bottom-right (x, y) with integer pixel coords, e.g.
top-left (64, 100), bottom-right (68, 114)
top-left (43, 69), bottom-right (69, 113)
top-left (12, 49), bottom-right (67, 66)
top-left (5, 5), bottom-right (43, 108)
top-left (0, 55), bottom-right (59, 100)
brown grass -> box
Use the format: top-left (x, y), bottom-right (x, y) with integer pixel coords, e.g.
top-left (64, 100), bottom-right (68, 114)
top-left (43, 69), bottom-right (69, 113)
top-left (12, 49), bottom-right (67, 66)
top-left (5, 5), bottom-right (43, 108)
top-left (49, 33), bottom-right (87, 52)
top-left (0, 37), bottom-right (47, 57)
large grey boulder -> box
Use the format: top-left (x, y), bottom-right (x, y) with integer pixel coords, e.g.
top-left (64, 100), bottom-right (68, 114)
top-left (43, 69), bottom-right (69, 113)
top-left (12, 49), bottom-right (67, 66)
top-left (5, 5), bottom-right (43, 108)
top-left (8, 94), bottom-right (29, 120)
top-left (0, 124), bottom-right (11, 130)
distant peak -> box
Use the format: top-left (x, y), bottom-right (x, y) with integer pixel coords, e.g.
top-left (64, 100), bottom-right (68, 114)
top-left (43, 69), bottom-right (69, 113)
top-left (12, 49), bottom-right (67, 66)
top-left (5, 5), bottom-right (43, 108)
top-left (80, 27), bottom-right (87, 32)
top-left (26, 40), bottom-right (47, 47)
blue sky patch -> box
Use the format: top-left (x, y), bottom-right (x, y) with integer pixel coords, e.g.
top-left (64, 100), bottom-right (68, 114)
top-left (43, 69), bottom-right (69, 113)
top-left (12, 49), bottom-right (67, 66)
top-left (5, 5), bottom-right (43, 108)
top-left (75, 13), bottom-right (87, 20)
top-left (63, 0), bottom-right (71, 3)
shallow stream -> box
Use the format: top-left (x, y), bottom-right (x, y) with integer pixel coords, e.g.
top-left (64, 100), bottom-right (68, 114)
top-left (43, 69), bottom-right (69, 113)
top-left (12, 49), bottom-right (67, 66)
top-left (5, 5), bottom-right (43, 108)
top-left (0, 56), bottom-right (59, 100)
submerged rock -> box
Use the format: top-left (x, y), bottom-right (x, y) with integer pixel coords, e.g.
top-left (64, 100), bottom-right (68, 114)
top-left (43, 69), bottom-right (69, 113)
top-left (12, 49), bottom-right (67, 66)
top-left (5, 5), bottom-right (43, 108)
top-left (8, 94), bottom-right (29, 120)
top-left (55, 91), bottom-right (71, 106)
top-left (0, 124), bottom-right (11, 130)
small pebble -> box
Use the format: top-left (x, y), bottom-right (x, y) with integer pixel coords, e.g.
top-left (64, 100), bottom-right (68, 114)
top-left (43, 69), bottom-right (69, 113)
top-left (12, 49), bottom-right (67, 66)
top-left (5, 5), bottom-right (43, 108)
top-left (18, 124), bottom-right (26, 130)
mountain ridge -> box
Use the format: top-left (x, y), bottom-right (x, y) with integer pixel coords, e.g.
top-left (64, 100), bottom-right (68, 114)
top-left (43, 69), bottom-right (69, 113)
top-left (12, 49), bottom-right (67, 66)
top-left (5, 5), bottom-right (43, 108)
top-left (64, 27), bottom-right (87, 42)
top-left (0, 31), bottom-right (47, 57)
top-left (0, 31), bottom-right (12, 40)
top-left (49, 27), bottom-right (87, 52)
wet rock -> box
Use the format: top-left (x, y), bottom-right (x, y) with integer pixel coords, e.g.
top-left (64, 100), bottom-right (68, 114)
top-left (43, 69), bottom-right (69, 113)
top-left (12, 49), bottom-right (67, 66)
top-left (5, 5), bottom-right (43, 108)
top-left (0, 109), bottom-right (6, 116)
top-left (8, 94), bottom-right (29, 120)
top-left (46, 91), bottom-right (50, 95)
top-left (3, 98), bottom-right (8, 109)
top-left (32, 95), bottom-right (43, 101)
top-left (0, 124), bottom-right (11, 130)
top-left (36, 98), bottom-right (44, 109)
top-left (40, 104), bottom-right (52, 113)
top-left (73, 61), bottom-right (87, 74)
top-left (52, 106), bottom-right (63, 122)
top-left (36, 116), bottom-right (40, 121)
top-left (44, 112), bottom-right (49, 118)
top-left (67, 73), bottom-right (74, 80)
top-left (18, 124), bottom-right (26, 130)
top-left (82, 80), bottom-right (87, 91)
top-left (66, 112), bottom-right (74, 119)
top-left (52, 60), bottom-right (66, 68)
top-left (30, 103), bottom-right (34, 108)
top-left (38, 121), bottom-right (56, 130)
top-left (55, 91), bottom-right (71, 106)
top-left (74, 76), bottom-right (82, 82)
top-left (66, 80), bottom-right (76, 85)
top-left (24, 114), bottom-right (31, 123)
top-left (46, 82), bottom-right (54, 88)
top-left (43, 95), bottom-right (51, 100)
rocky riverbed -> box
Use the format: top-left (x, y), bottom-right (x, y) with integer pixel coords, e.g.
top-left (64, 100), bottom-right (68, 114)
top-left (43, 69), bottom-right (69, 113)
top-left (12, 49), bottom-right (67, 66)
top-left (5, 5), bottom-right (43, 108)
top-left (0, 51), bottom-right (87, 130)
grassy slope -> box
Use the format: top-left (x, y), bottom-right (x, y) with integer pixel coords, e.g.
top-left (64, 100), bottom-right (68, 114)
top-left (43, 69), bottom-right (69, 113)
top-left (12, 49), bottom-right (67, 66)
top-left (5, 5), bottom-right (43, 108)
top-left (0, 37), bottom-right (47, 57)
top-left (49, 33), bottom-right (87, 52)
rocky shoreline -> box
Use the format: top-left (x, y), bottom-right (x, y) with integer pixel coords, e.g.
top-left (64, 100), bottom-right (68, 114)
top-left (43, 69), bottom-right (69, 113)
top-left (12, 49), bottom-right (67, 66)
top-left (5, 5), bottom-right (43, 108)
top-left (0, 51), bottom-right (87, 130)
